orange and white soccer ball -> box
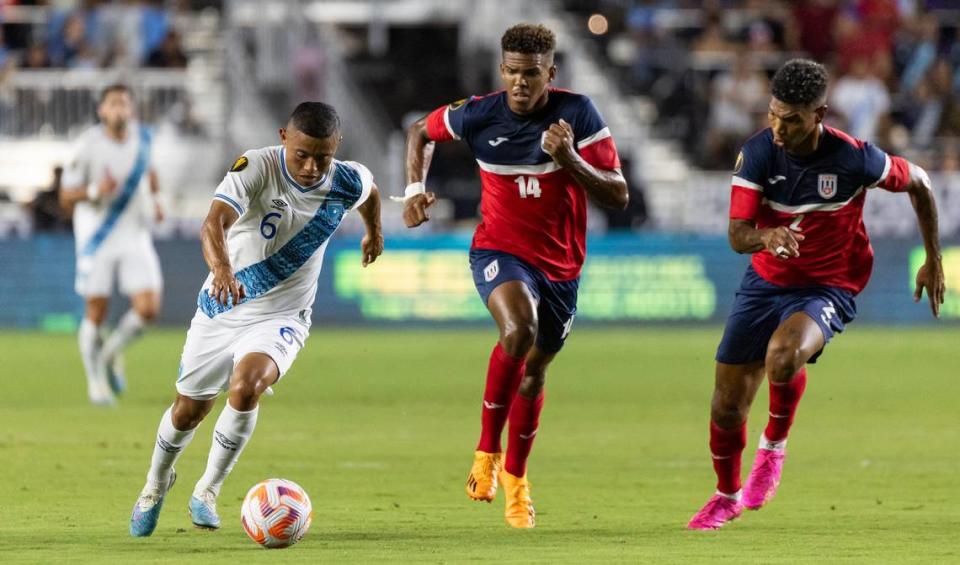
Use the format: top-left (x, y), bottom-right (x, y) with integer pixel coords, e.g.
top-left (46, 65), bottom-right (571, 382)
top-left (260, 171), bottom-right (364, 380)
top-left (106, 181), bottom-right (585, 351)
top-left (241, 478), bottom-right (313, 549)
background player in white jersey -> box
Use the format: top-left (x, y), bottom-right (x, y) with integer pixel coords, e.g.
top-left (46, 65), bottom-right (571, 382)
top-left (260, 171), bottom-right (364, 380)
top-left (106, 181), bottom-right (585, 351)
top-left (60, 83), bottom-right (164, 406)
top-left (128, 102), bottom-right (383, 537)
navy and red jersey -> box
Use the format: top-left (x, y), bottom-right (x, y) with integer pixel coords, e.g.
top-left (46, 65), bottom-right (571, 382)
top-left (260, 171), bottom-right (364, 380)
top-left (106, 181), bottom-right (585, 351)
top-left (425, 88), bottom-right (621, 281)
top-left (730, 125), bottom-right (911, 295)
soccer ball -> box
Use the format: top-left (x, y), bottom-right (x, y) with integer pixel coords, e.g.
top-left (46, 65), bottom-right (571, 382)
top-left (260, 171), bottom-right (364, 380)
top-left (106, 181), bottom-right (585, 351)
top-left (240, 478), bottom-right (313, 549)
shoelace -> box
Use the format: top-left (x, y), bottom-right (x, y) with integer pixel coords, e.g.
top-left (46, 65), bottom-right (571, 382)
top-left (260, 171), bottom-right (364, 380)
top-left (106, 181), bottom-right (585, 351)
top-left (753, 452), bottom-right (781, 478)
top-left (137, 489), bottom-right (162, 510)
top-left (196, 490), bottom-right (218, 512)
top-left (699, 495), bottom-right (734, 517)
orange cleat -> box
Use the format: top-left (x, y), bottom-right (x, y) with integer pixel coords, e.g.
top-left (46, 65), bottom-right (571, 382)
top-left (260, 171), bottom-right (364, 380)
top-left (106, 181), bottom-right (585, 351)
top-left (498, 468), bottom-right (535, 529)
top-left (466, 451), bottom-right (503, 502)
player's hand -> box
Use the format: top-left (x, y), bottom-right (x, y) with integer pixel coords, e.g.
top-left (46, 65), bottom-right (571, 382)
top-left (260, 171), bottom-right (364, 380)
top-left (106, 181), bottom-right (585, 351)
top-left (402, 192), bottom-right (437, 228)
top-left (914, 257), bottom-right (945, 318)
top-left (98, 169), bottom-right (118, 198)
top-left (761, 226), bottom-right (805, 260)
top-left (210, 265), bottom-right (245, 306)
top-left (153, 200), bottom-right (165, 223)
top-left (541, 118), bottom-right (576, 164)
top-left (361, 230), bottom-right (384, 267)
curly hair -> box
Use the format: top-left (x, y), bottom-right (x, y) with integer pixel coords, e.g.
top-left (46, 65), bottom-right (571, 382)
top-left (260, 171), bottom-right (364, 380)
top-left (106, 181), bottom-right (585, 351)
top-left (501, 23), bottom-right (556, 55)
top-left (771, 59), bottom-right (829, 107)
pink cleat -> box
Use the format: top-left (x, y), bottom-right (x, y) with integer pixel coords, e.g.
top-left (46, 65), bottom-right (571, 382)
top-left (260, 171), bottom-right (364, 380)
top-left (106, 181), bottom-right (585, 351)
top-left (687, 494), bottom-right (744, 530)
top-left (742, 448), bottom-right (786, 510)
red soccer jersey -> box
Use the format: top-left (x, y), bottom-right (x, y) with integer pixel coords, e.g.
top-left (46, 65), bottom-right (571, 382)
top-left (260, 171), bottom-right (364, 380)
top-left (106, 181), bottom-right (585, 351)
top-left (425, 89), bottom-right (621, 281)
top-left (729, 125), bottom-right (911, 294)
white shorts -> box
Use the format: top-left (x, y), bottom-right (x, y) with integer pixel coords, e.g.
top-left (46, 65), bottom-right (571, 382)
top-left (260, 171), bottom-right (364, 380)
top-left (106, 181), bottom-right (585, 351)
top-left (175, 310), bottom-right (310, 400)
top-left (75, 239), bottom-right (163, 297)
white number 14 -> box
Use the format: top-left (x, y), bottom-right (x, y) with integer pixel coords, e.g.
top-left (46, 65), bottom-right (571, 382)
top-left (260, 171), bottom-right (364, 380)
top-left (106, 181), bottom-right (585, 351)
top-left (515, 176), bottom-right (542, 199)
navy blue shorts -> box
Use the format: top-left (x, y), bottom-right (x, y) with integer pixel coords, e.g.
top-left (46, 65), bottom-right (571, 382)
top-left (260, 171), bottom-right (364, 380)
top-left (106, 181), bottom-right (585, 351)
top-left (716, 266), bottom-right (857, 365)
top-left (469, 249), bottom-right (579, 355)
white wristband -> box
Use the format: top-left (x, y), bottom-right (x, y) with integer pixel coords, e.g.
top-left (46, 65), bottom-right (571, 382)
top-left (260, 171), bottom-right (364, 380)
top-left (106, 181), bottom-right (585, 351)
top-left (87, 183), bottom-right (100, 202)
top-left (390, 181), bottom-right (426, 202)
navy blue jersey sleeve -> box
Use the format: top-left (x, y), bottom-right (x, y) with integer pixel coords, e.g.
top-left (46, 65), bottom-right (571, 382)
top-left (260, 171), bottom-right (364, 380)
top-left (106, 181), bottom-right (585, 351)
top-left (860, 142), bottom-right (889, 186)
top-left (425, 97), bottom-right (479, 142)
top-left (572, 96), bottom-right (608, 142)
top-left (733, 132), bottom-right (772, 189)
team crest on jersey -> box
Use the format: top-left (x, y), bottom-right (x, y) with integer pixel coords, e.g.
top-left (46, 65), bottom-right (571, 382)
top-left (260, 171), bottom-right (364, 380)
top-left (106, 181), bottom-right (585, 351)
top-left (818, 174), bottom-right (838, 199)
top-left (448, 98), bottom-right (467, 111)
top-left (229, 155), bottom-right (248, 173)
top-left (734, 151), bottom-right (743, 174)
top-left (484, 260), bottom-right (499, 282)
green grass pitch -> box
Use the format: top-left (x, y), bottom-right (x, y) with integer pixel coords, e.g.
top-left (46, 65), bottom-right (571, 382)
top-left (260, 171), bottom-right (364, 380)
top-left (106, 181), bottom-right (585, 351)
top-left (0, 327), bottom-right (958, 563)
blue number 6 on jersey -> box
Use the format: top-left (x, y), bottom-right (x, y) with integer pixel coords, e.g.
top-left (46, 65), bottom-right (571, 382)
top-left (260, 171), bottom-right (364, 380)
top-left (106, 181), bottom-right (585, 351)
top-left (260, 212), bottom-right (282, 239)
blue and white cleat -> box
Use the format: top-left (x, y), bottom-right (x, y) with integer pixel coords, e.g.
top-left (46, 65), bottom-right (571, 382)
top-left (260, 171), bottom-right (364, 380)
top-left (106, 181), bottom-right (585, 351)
top-left (189, 489), bottom-right (221, 530)
top-left (130, 469), bottom-right (177, 537)
top-left (106, 352), bottom-right (127, 395)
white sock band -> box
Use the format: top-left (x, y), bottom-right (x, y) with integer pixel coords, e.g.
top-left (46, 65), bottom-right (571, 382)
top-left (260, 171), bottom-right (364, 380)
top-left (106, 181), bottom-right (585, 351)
top-left (146, 406), bottom-right (196, 488)
top-left (194, 403), bottom-right (259, 497)
top-left (759, 434), bottom-right (787, 451)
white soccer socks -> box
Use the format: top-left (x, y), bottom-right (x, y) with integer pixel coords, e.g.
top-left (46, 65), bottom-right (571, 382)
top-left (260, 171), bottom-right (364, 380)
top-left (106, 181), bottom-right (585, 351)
top-left (78, 318), bottom-right (100, 384)
top-left (146, 406), bottom-right (197, 490)
top-left (101, 309), bottom-right (146, 365)
top-left (78, 317), bottom-right (113, 403)
top-left (193, 403), bottom-right (259, 498)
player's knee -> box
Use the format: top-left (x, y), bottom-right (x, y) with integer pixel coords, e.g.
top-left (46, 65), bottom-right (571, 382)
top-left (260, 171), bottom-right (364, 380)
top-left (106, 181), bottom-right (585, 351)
top-left (171, 398), bottom-right (211, 430)
top-left (228, 371), bottom-right (273, 410)
top-left (136, 304), bottom-right (159, 323)
top-left (228, 377), bottom-right (262, 408)
top-left (517, 372), bottom-right (546, 397)
top-left (710, 393), bottom-right (748, 428)
top-left (765, 343), bottom-right (802, 382)
top-left (500, 319), bottom-right (537, 357)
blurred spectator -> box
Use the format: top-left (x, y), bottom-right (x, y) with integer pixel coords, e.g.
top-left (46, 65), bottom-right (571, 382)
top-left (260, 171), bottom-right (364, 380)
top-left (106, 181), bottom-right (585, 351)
top-left (22, 42), bottom-right (51, 69)
top-left (830, 56), bottom-right (891, 142)
top-left (28, 166), bottom-right (71, 233)
top-left (792, 0), bottom-right (840, 61)
top-left (705, 51), bottom-right (768, 168)
top-left (692, 13), bottom-right (735, 55)
top-left (898, 13), bottom-right (939, 93)
top-left (146, 29), bottom-right (188, 68)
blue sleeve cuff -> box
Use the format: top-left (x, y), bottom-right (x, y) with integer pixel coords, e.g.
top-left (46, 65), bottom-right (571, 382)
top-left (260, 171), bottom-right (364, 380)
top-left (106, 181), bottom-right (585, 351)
top-left (214, 193), bottom-right (244, 216)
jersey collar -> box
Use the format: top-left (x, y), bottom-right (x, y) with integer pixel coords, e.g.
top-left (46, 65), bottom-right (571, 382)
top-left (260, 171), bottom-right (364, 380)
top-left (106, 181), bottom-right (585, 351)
top-left (280, 147), bottom-right (329, 193)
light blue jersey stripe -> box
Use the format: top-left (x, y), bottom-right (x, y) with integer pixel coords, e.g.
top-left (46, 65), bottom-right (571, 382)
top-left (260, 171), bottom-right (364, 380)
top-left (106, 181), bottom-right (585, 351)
top-left (81, 126), bottom-right (153, 257)
top-left (214, 193), bottom-right (244, 216)
top-left (198, 162), bottom-right (362, 318)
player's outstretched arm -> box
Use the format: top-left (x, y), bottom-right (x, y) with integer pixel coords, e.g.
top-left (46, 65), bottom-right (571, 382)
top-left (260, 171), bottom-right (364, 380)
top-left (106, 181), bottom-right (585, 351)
top-left (59, 170), bottom-right (118, 213)
top-left (401, 116), bottom-right (438, 228)
top-left (903, 163), bottom-right (945, 317)
top-left (200, 199), bottom-right (245, 306)
top-left (358, 184), bottom-right (384, 267)
top-left (542, 119), bottom-right (628, 210)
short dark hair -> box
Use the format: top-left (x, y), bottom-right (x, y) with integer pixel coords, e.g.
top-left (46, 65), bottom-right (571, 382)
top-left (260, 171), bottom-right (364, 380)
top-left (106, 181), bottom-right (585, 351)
top-left (99, 83), bottom-right (132, 104)
top-left (501, 23), bottom-right (556, 55)
top-left (288, 101), bottom-right (341, 138)
top-left (771, 59), bottom-right (828, 107)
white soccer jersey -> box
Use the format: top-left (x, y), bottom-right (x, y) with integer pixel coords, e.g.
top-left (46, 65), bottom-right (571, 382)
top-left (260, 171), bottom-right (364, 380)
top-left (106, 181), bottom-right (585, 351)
top-left (62, 122), bottom-right (156, 257)
top-left (198, 146), bottom-right (373, 323)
